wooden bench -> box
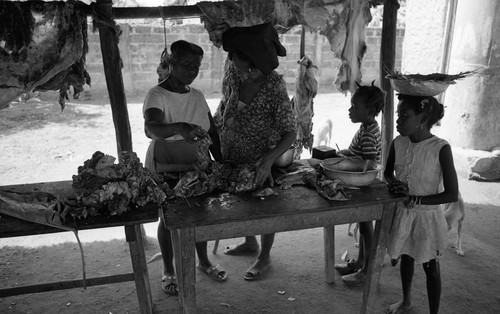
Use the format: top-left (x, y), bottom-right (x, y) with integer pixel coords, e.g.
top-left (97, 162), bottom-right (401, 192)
top-left (0, 181), bottom-right (158, 314)
top-left (163, 182), bottom-right (405, 314)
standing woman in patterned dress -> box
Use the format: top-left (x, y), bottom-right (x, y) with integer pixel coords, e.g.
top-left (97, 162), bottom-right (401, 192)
top-left (214, 23), bottom-right (297, 281)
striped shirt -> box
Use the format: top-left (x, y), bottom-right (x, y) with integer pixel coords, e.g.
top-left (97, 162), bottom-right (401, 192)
top-left (348, 121), bottom-right (381, 163)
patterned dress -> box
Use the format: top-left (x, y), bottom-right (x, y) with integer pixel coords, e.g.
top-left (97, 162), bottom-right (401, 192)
top-left (387, 135), bottom-right (449, 264)
top-left (214, 63), bottom-right (296, 164)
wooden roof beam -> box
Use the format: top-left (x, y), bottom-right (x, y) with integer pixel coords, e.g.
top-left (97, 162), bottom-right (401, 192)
top-left (83, 4), bottom-right (204, 20)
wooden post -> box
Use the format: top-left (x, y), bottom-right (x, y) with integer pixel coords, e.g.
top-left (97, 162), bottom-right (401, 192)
top-left (95, 0), bottom-right (153, 276)
top-left (323, 225), bottom-right (336, 283)
top-left (95, 0), bottom-right (133, 158)
top-left (437, 0), bottom-right (458, 105)
top-left (125, 225), bottom-right (154, 314)
top-left (379, 0), bottom-right (399, 165)
top-left (362, 202), bottom-right (397, 313)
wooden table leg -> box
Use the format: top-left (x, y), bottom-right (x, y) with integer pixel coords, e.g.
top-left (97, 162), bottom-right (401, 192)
top-left (323, 225), bottom-right (336, 283)
top-left (361, 203), bottom-right (396, 314)
top-left (125, 224), bottom-right (153, 314)
top-left (171, 228), bottom-right (197, 314)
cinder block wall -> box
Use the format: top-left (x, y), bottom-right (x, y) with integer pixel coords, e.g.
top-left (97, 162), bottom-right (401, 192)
top-left (85, 23), bottom-right (404, 97)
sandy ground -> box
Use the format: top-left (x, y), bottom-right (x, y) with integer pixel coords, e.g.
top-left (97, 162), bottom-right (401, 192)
top-left (1, 92), bottom-right (499, 314)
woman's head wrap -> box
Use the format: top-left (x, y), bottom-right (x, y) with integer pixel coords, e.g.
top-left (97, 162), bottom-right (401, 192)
top-left (222, 23), bottom-right (286, 75)
top-left (157, 48), bottom-right (172, 83)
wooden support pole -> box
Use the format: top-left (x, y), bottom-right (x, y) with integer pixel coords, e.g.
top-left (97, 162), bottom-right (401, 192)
top-left (125, 225), bottom-right (154, 314)
top-left (379, 0), bottom-right (399, 164)
top-left (323, 225), bottom-right (336, 283)
top-left (95, 0), bottom-right (133, 158)
top-left (437, 0), bottom-right (458, 104)
top-left (0, 274), bottom-right (135, 297)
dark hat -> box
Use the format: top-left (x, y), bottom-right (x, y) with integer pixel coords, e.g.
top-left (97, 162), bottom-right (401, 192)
top-left (222, 23), bottom-right (287, 75)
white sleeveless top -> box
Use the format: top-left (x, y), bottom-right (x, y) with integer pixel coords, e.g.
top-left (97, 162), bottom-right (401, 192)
top-left (387, 135), bottom-right (449, 264)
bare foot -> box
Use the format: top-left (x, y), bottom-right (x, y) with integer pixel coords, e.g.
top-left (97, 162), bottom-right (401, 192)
top-left (224, 242), bottom-right (259, 255)
top-left (385, 301), bottom-right (411, 314)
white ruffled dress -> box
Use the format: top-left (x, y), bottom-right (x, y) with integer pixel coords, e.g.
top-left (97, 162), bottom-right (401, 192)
top-left (387, 135), bottom-right (449, 264)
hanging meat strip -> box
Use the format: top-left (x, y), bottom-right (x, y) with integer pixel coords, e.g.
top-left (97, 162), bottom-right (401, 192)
top-left (0, 1), bottom-right (89, 109)
top-left (197, 0), bottom-right (373, 94)
top-left (292, 55), bottom-right (318, 157)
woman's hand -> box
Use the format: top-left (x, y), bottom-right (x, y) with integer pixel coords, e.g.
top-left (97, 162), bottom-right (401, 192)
top-left (388, 180), bottom-right (409, 195)
top-left (179, 123), bottom-right (207, 143)
top-left (254, 155), bottom-right (274, 187)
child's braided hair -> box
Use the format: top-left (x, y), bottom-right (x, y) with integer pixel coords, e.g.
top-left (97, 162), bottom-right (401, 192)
top-left (397, 94), bottom-right (445, 128)
top-left (353, 81), bottom-right (386, 116)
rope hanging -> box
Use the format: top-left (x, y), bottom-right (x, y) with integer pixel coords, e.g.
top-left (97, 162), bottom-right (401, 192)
top-left (90, 2), bottom-right (121, 39)
top-left (157, 7), bottom-right (171, 83)
top-left (159, 7), bottom-right (168, 50)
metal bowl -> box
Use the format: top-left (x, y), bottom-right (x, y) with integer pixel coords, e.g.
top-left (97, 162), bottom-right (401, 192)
top-left (389, 78), bottom-right (453, 96)
top-left (320, 158), bottom-right (382, 186)
top-left (321, 157), bottom-right (377, 172)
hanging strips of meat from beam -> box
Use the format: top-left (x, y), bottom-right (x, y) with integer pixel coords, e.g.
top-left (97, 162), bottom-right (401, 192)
top-left (0, 0), bottom-right (90, 110)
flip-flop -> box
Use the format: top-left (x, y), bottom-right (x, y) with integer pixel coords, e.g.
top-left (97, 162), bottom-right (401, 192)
top-left (334, 259), bottom-right (361, 276)
top-left (243, 263), bottom-right (271, 281)
top-left (161, 274), bottom-right (178, 296)
top-left (223, 244), bottom-right (259, 256)
top-left (197, 264), bottom-right (228, 282)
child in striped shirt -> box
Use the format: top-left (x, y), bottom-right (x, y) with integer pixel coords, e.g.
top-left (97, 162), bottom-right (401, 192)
top-left (335, 82), bottom-right (385, 286)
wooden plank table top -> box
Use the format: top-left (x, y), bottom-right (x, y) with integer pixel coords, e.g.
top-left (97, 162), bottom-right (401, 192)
top-left (0, 180), bottom-right (158, 314)
top-left (162, 182), bottom-right (406, 314)
top-left (0, 180), bottom-right (158, 238)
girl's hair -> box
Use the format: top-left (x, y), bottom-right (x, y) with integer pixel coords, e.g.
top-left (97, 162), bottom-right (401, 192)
top-left (157, 40), bottom-right (203, 82)
top-left (353, 81), bottom-right (385, 116)
top-left (397, 94), bottom-right (445, 128)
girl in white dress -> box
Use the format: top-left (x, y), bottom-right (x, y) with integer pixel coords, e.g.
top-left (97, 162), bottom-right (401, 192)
top-left (384, 94), bottom-right (459, 314)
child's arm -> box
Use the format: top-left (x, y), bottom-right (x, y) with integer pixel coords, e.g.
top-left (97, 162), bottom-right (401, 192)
top-left (418, 144), bottom-right (459, 205)
top-left (384, 141), bottom-right (409, 195)
top-left (337, 149), bottom-right (353, 156)
top-left (383, 141), bottom-right (396, 184)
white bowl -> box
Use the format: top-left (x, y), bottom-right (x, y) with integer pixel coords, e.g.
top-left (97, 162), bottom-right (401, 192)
top-left (320, 158), bottom-right (382, 186)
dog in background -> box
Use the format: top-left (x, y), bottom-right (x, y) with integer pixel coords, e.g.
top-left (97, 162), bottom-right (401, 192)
top-left (314, 118), bottom-right (333, 147)
top-left (443, 192), bottom-right (465, 256)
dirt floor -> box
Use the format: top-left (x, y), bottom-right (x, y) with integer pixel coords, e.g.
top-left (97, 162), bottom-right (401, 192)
top-left (1, 92), bottom-right (499, 314)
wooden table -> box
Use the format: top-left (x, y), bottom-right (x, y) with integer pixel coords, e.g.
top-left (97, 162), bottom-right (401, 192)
top-left (163, 182), bottom-right (405, 314)
top-left (0, 181), bottom-right (159, 314)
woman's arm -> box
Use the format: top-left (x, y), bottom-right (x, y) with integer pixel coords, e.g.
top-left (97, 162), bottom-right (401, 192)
top-left (207, 112), bottom-right (223, 162)
top-left (254, 130), bottom-right (296, 187)
top-left (144, 108), bottom-right (205, 143)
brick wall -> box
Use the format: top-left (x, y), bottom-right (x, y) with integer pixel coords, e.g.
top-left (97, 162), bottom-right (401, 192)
top-left (85, 23), bottom-right (404, 97)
